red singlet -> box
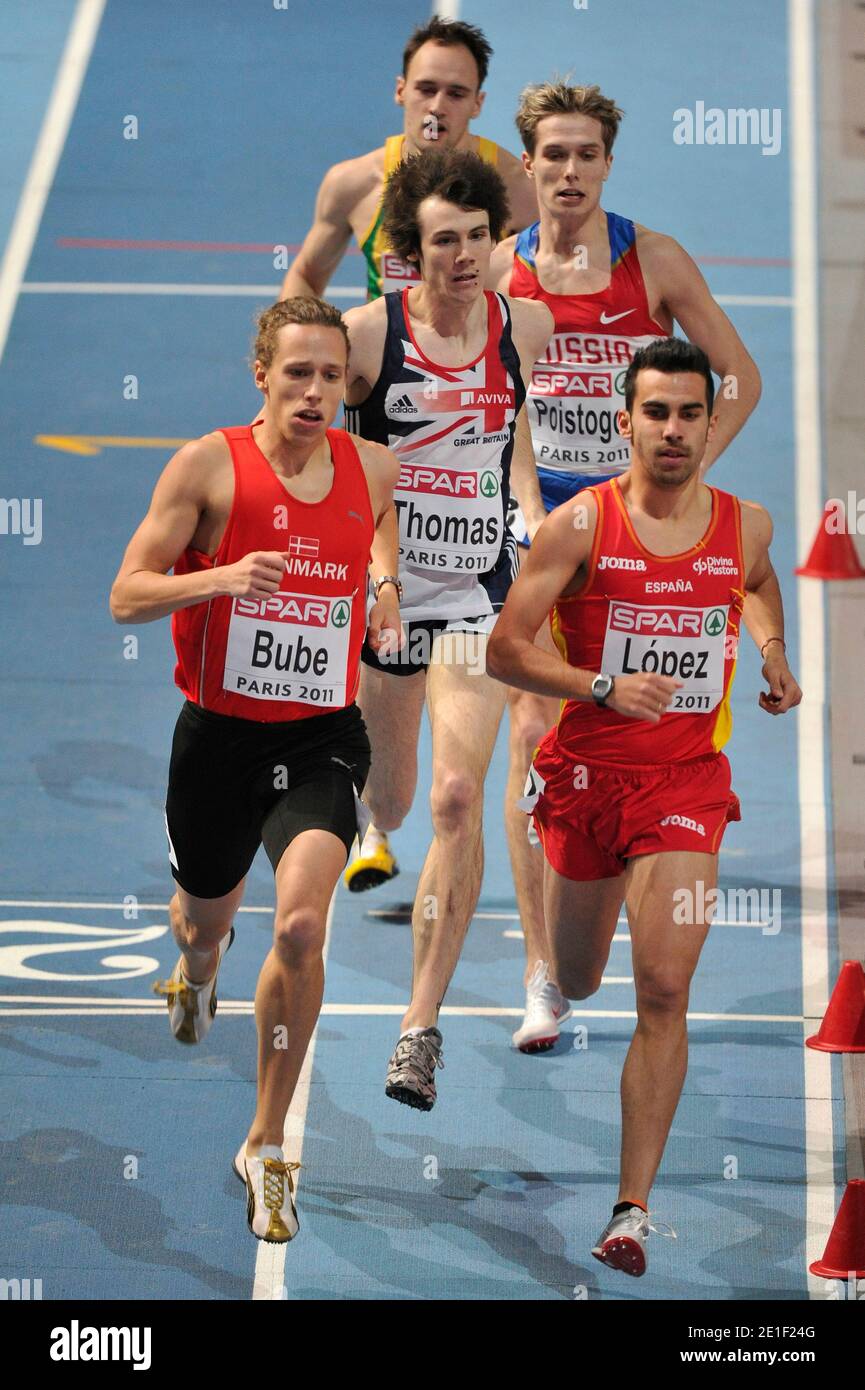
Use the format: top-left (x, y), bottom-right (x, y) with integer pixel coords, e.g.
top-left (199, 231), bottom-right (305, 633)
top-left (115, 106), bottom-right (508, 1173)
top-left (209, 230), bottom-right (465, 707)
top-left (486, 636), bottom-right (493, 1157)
top-left (172, 425), bottom-right (374, 721)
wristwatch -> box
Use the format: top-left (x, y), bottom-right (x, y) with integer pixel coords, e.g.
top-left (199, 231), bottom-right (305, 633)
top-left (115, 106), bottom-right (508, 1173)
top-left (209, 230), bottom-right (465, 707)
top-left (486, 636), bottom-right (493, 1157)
top-left (591, 673), bottom-right (615, 706)
top-left (373, 574), bottom-right (403, 602)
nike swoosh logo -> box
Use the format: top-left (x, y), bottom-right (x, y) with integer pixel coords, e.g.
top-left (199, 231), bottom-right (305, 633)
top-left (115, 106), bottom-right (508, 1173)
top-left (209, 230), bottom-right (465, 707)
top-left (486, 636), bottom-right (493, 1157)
top-left (599, 309), bottom-right (635, 324)
top-left (347, 510), bottom-right (364, 523)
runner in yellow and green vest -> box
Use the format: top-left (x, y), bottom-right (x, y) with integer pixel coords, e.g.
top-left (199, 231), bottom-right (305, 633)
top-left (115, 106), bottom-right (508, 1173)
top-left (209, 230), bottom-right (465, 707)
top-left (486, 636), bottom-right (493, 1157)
top-left (281, 17), bottom-right (537, 305)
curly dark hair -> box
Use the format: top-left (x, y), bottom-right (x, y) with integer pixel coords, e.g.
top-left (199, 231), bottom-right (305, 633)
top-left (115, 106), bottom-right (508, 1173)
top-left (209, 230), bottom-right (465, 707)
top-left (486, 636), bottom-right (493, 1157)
top-left (382, 148), bottom-right (510, 266)
top-left (403, 17), bottom-right (492, 88)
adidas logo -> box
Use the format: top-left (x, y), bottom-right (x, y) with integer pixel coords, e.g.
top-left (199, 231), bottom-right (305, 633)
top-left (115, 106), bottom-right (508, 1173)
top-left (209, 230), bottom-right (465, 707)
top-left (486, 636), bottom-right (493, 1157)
top-left (390, 393), bottom-right (418, 415)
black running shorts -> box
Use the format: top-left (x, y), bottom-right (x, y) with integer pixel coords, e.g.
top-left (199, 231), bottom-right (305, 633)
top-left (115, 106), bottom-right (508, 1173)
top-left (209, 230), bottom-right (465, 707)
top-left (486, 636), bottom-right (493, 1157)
top-left (165, 700), bottom-right (371, 899)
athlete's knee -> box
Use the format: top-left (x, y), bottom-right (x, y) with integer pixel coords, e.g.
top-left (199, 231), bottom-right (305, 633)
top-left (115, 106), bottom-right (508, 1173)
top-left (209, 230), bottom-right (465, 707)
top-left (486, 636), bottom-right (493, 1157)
top-left (634, 968), bottom-right (691, 1019)
top-left (169, 894), bottom-right (229, 953)
top-left (508, 696), bottom-right (550, 765)
top-left (364, 779), bottom-right (412, 832)
top-left (430, 768), bottom-right (482, 835)
top-left (272, 905), bottom-right (326, 966)
top-left (554, 956), bottom-right (604, 1001)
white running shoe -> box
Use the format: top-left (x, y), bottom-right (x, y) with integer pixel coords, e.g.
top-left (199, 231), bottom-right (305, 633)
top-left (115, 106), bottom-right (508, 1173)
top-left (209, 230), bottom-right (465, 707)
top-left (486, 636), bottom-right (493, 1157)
top-left (512, 960), bottom-right (571, 1053)
top-left (152, 927), bottom-right (234, 1045)
top-left (238, 1144), bottom-right (300, 1243)
top-left (591, 1205), bottom-right (677, 1277)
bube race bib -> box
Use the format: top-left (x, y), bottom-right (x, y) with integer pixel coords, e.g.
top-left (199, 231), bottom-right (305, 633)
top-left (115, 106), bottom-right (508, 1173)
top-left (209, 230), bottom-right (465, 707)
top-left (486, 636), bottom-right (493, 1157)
top-left (223, 590), bottom-right (354, 706)
top-left (600, 600), bottom-right (730, 714)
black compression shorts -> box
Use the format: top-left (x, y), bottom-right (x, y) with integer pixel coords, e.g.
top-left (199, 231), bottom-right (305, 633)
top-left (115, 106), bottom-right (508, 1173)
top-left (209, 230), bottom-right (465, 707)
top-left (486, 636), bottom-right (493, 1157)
top-left (164, 700), bottom-right (371, 899)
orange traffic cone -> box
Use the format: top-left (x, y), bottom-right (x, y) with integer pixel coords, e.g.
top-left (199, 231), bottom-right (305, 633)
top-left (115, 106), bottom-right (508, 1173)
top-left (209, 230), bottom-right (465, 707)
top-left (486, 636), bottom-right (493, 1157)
top-left (796, 502), bottom-right (865, 579)
top-left (810, 1180), bottom-right (865, 1279)
top-left (806, 960), bottom-right (865, 1052)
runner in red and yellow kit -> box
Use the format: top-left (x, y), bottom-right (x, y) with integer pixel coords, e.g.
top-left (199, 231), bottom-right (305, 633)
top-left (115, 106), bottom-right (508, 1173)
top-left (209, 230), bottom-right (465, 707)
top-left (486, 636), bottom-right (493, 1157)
top-left (110, 298), bottom-right (402, 1244)
top-left (487, 338), bottom-right (801, 1277)
top-left (281, 16), bottom-right (535, 304)
top-left (488, 81), bottom-right (762, 1053)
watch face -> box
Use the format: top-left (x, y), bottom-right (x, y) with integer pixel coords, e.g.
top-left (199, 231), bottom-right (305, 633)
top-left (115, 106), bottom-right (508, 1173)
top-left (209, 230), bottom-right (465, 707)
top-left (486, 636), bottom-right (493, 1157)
top-left (593, 675), bottom-right (612, 701)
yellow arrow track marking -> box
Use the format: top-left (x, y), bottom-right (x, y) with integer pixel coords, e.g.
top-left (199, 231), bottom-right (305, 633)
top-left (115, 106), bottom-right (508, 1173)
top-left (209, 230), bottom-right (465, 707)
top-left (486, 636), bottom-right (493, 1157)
top-left (35, 435), bottom-right (191, 456)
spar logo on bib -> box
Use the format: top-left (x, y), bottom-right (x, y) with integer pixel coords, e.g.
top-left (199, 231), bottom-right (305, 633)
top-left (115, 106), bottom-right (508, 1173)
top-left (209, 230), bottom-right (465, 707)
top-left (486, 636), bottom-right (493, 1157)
top-left (704, 608), bottom-right (726, 636)
top-left (480, 471), bottom-right (499, 497)
top-left (234, 594), bottom-right (330, 625)
top-left (398, 464), bottom-right (477, 498)
top-left (331, 600), bottom-right (350, 628)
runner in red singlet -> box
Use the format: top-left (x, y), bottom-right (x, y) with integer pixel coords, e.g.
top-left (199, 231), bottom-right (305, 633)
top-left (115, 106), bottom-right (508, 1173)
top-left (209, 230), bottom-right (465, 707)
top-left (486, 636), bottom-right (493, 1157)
top-left (487, 81), bottom-right (763, 1055)
top-left (109, 298), bottom-right (402, 1244)
top-left (487, 338), bottom-right (801, 1276)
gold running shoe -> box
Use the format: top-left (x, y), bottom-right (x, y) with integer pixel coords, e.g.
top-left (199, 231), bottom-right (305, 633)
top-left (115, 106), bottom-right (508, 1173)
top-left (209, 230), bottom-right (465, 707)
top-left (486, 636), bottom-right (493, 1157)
top-left (152, 927), bottom-right (234, 1044)
top-left (234, 1143), bottom-right (301, 1243)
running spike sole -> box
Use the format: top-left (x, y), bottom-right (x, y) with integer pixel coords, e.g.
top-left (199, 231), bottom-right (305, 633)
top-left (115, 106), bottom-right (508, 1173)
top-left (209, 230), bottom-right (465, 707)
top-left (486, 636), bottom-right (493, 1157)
top-left (592, 1236), bottom-right (646, 1277)
top-left (346, 864), bottom-right (399, 893)
top-left (385, 1084), bottom-right (435, 1112)
top-left (516, 1036), bottom-right (558, 1054)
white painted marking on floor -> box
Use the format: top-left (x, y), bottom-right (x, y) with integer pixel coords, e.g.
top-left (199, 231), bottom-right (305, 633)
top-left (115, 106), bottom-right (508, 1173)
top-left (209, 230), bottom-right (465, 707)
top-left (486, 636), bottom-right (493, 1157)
top-left (0, 0), bottom-right (107, 366)
top-left (0, 899), bottom-right (272, 913)
top-left (20, 282), bottom-right (365, 299)
top-left (19, 283), bottom-right (789, 307)
top-left (789, 0), bottom-right (835, 1298)
top-left (0, 1001), bottom-right (810, 1023)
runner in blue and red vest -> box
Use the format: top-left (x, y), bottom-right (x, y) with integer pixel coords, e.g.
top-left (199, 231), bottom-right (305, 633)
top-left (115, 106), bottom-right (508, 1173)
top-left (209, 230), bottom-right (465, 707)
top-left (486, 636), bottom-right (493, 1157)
top-left (109, 298), bottom-right (402, 1245)
top-left (488, 82), bottom-right (763, 1054)
top-left (342, 147), bottom-right (553, 1111)
top-left (487, 337), bottom-right (801, 1276)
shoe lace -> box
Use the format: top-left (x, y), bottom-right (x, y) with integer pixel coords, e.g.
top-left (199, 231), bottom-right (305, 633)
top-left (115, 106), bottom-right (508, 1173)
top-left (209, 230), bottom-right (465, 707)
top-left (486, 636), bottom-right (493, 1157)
top-left (524, 962), bottom-right (560, 1017)
top-left (396, 1032), bottom-right (444, 1078)
top-left (152, 977), bottom-right (195, 1002)
top-left (262, 1158), bottom-right (302, 1211)
top-left (644, 1212), bottom-right (677, 1240)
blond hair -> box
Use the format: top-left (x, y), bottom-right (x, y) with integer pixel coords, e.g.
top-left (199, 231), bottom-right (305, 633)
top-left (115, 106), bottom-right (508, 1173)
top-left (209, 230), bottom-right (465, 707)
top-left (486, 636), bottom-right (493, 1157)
top-left (252, 297), bottom-right (349, 368)
top-left (515, 81), bottom-right (624, 157)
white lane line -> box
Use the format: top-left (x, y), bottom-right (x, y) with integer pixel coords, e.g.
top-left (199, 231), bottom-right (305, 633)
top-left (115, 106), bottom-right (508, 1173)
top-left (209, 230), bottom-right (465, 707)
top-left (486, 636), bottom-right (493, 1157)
top-left (18, 283), bottom-right (789, 307)
top-left (0, 1002), bottom-right (810, 1023)
top-left (19, 282), bottom-right (365, 299)
top-left (789, 0), bottom-right (834, 1298)
top-left (503, 929), bottom-right (633, 942)
top-left (0, 0), bottom-right (107, 365)
top-left (0, 899), bottom-right (273, 913)
top-left (251, 889), bottom-right (336, 1301)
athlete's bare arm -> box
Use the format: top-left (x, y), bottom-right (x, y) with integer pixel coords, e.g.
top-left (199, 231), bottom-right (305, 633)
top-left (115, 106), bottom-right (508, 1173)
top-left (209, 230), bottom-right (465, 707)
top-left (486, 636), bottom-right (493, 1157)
top-left (487, 493), bottom-right (679, 721)
top-left (739, 500), bottom-right (802, 715)
top-left (507, 296), bottom-right (554, 538)
top-left (343, 298), bottom-right (389, 405)
top-left (638, 229), bottom-right (762, 473)
top-left (497, 147), bottom-right (539, 233)
top-left (281, 152), bottom-right (381, 300)
top-left (109, 435), bottom-right (289, 625)
top-left (354, 436), bottom-right (403, 652)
